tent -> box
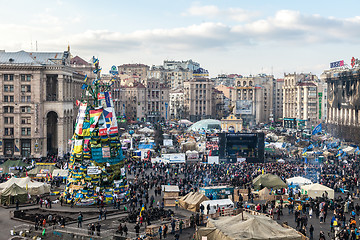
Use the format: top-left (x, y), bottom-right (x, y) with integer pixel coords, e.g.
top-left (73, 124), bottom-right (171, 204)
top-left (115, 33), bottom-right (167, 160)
top-left (196, 212), bottom-right (302, 240)
top-left (179, 191), bottom-right (209, 212)
top-left (1, 183), bottom-right (28, 205)
top-left (27, 165), bottom-right (56, 177)
top-left (0, 160), bottom-right (30, 173)
top-left (301, 183), bottom-right (334, 199)
top-left (200, 199), bottom-right (234, 214)
top-left (252, 174), bottom-right (287, 190)
top-left (286, 176), bottom-right (312, 187)
top-left (0, 177), bottom-right (50, 195)
top-left (138, 127), bottom-right (154, 134)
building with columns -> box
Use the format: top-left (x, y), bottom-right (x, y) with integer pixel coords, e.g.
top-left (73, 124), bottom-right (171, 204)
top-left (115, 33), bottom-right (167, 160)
top-left (322, 63), bottom-right (360, 142)
top-left (0, 50), bottom-right (87, 158)
top-left (282, 73), bottom-right (320, 129)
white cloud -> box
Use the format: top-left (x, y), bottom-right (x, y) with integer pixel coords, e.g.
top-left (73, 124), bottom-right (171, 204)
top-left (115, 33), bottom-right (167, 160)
top-left (2, 9), bottom-right (360, 55)
top-left (183, 4), bottom-right (259, 22)
top-left (2, 8), bottom-right (360, 77)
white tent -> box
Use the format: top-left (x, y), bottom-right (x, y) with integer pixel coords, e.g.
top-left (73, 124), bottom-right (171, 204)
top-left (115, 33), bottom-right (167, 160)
top-left (197, 212), bottom-right (302, 240)
top-left (200, 199), bottom-right (234, 214)
top-left (0, 177), bottom-right (50, 195)
top-left (138, 127), bottom-right (154, 133)
top-left (286, 176), bottom-right (312, 187)
top-left (301, 183), bottom-right (334, 199)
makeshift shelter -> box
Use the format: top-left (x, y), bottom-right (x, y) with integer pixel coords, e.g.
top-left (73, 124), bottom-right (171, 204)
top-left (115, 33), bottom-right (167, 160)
top-left (27, 165), bottom-right (56, 178)
top-left (196, 212), bottom-right (302, 240)
top-left (1, 183), bottom-right (28, 205)
top-left (138, 127), bottom-right (154, 134)
top-left (0, 160), bottom-right (30, 173)
top-left (286, 176), bottom-right (312, 187)
top-left (252, 174), bottom-right (287, 190)
top-left (162, 185), bottom-right (180, 207)
top-left (301, 183), bottom-right (334, 199)
top-left (200, 199), bottom-right (234, 214)
top-left (258, 187), bottom-right (271, 200)
top-left (179, 191), bottom-right (209, 212)
top-left (0, 177), bottom-right (50, 195)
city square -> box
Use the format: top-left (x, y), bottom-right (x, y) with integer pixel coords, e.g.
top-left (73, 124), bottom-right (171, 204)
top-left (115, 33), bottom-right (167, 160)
top-left (1, 1), bottom-right (360, 240)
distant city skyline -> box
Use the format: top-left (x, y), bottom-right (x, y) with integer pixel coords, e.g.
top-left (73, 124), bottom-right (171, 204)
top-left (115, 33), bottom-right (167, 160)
top-left (1, 0), bottom-right (360, 78)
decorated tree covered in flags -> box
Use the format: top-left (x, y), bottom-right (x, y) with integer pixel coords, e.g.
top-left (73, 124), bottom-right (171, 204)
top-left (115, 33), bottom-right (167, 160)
top-left (64, 57), bottom-right (128, 205)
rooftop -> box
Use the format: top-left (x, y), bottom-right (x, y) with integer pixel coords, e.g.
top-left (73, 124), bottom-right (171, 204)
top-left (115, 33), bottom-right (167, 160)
top-left (0, 50), bottom-right (69, 66)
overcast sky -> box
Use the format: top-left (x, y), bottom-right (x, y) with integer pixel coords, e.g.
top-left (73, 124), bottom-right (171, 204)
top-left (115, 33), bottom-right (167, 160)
top-left (1, 0), bottom-right (359, 78)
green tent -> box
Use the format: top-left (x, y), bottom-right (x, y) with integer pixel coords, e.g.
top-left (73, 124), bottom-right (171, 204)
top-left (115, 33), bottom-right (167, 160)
top-left (0, 160), bottom-right (30, 173)
top-left (253, 174), bottom-right (287, 190)
top-left (1, 183), bottom-right (28, 205)
top-left (28, 165), bottom-right (55, 176)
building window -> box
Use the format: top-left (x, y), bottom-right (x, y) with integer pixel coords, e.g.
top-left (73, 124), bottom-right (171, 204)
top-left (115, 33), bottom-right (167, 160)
top-left (21, 85), bottom-right (31, 92)
top-left (21, 140), bottom-right (31, 158)
top-left (21, 74), bottom-right (31, 81)
top-left (21, 127), bottom-right (31, 136)
top-left (4, 128), bottom-right (14, 136)
top-left (4, 74), bottom-right (14, 81)
top-left (4, 95), bottom-right (14, 102)
top-left (4, 117), bottom-right (14, 124)
top-left (4, 85), bottom-right (14, 92)
top-left (21, 106), bottom-right (31, 113)
top-left (21, 117), bottom-right (31, 124)
top-left (3, 106), bottom-right (14, 113)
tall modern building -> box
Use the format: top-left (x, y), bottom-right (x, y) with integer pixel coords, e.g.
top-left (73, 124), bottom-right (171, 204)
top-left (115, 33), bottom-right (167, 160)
top-left (0, 50), bottom-right (88, 158)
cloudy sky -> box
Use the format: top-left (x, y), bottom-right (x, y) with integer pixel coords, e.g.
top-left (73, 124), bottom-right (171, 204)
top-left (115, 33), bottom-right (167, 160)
top-left (1, 0), bottom-right (359, 78)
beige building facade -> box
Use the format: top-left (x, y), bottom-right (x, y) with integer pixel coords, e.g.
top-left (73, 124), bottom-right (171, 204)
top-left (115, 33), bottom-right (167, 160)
top-left (282, 73), bottom-right (320, 128)
top-left (118, 64), bottom-right (149, 85)
top-left (184, 78), bottom-right (215, 122)
top-left (169, 88), bottom-right (184, 120)
top-left (233, 74), bottom-right (276, 126)
top-left (0, 50), bottom-right (87, 158)
top-left (221, 114), bottom-right (243, 132)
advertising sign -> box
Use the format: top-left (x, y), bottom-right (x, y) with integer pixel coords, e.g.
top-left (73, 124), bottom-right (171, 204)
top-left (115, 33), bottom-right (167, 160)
top-left (330, 60), bottom-right (344, 68)
top-left (109, 65), bottom-right (119, 75)
top-left (235, 100), bottom-right (253, 115)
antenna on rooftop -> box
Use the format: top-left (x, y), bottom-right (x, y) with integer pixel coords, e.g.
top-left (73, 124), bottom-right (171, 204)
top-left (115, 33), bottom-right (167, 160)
top-left (36, 41), bottom-right (38, 52)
